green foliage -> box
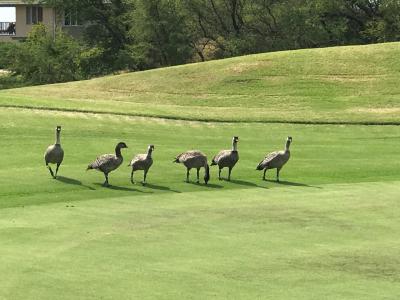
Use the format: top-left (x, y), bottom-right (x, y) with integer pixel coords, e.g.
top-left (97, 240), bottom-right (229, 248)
top-left (23, 0), bottom-right (400, 81)
top-left (79, 46), bottom-right (110, 77)
top-left (8, 24), bottom-right (83, 84)
top-left (0, 42), bottom-right (17, 69)
top-left (0, 73), bottom-right (25, 90)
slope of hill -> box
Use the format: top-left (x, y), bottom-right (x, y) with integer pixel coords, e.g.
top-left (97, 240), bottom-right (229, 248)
top-left (1, 42), bottom-right (400, 123)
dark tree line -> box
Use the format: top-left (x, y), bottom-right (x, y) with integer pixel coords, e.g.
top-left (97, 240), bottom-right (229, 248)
top-left (4, 0), bottom-right (400, 84)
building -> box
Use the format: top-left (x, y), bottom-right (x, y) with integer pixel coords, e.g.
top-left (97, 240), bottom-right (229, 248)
top-left (0, 0), bottom-right (82, 41)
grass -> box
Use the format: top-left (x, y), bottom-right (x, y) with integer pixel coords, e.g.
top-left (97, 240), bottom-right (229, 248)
top-left (1, 42), bottom-right (400, 123)
top-left (1, 108), bottom-right (400, 299)
top-left (1, 43), bottom-right (400, 299)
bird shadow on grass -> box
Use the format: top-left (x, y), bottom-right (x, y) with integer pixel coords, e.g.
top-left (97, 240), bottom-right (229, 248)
top-left (264, 179), bottom-right (322, 189)
top-left (56, 176), bottom-right (96, 190)
top-left (143, 183), bottom-right (181, 193)
top-left (187, 182), bottom-right (223, 189)
top-left (226, 179), bottom-right (268, 189)
top-left (93, 183), bottom-right (151, 193)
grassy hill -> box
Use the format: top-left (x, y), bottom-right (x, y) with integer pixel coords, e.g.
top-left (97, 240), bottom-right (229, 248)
top-left (1, 42), bottom-right (400, 124)
top-left (1, 43), bottom-right (400, 299)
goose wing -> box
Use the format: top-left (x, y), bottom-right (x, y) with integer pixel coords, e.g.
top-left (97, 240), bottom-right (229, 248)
top-left (257, 151), bottom-right (280, 169)
top-left (89, 154), bottom-right (122, 172)
top-left (259, 150), bottom-right (290, 169)
top-left (263, 151), bottom-right (281, 163)
top-left (129, 153), bottom-right (151, 170)
top-left (212, 150), bottom-right (230, 164)
top-left (130, 154), bottom-right (146, 165)
top-left (175, 150), bottom-right (205, 163)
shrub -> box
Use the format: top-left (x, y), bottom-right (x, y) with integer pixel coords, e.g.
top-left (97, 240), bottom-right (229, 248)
top-left (0, 42), bottom-right (17, 69)
top-left (8, 24), bottom-right (83, 84)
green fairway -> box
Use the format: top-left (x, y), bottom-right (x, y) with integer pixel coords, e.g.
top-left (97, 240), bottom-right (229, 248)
top-left (1, 43), bottom-right (400, 299)
top-left (1, 182), bottom-right (400, 299)
top-left (1, 107), bottom-right (400, 299)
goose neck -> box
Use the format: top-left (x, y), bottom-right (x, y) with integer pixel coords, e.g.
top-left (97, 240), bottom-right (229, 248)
top-left (147, 148), bottom-right (153, 158)
top-left (55, 131), bottom-right (61, 145)
top-left (285, 142), bottom-right (291, 152)
top-left (115, 146), bottom-right (122, 158)
top-left (232, 141), bottom-right (238, 152)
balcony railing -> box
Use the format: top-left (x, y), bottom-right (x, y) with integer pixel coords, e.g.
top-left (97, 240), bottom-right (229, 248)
top-left (0, 22), bottom-right (16, 35)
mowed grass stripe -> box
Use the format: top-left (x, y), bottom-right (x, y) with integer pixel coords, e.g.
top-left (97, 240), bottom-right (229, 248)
top-left (2, 105), bottom-right (400, 125)
top-left (1, 108), bottom-right (399, 210)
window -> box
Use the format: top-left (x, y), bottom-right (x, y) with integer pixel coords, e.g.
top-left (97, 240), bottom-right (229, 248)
top-left (26, 7), bottom-right (43, 25)
top-left (64, 9), bottom-right (81, 26)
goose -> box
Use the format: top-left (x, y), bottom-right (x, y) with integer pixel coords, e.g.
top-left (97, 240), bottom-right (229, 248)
top-left (44, 126), bottom-right (64, 179)
top-left (174, 150), bottom-right (210, 184)
top-left (211, 136), bottom-right (239, 180)
top-left (129, 145), bottom-right (154, 185)
top-left (256, 136), bottom-right (292, 182)
top-left (87, 142), bottom-right (128, 186)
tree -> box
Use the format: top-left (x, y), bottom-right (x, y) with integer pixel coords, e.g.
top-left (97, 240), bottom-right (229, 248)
top-left (8, 24), bottom-right (83, 84)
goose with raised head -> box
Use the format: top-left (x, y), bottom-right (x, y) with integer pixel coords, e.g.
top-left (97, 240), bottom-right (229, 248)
top-left (256, 137), bottom-right (292, 182)
top-left (129, 145), bottom-right (154, 185)
top-left (211, 136), bottom-right (239, 181)
top-left (44, 126), bottom-right (64, 179)
top-left (174, 150), bottom-right (210, 184)
top-left (87, 142), bottom-right (128, 186)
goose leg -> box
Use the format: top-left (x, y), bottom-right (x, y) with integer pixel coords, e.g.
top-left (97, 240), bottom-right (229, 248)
top-left (263, 168), bottom-right (267, 180)
top-left (55, 163), bottom-right (61, 178)
top-left (46, 164), bottom-right (55, 178)
top-left (218, 168), bottom-right (222, 180)
top-left (143, 169), bottom-right (148, 185)
top-left (130, 169), bottom-right (134, 184)
top-left (186, 168), bottom-right (190, 183)
top-left (277, 168), bottom-right (281, 182)
top-left (228, 167), bottom-right (232, 181)
top-left (196, 168), bottom-right (200, 184)
top-left (103, 173), bottom-right (109, 187)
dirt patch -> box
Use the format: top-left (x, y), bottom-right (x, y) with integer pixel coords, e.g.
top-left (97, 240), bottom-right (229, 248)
top-left (317, 75), bottom-right (380, 83)
top-left (348, 107), bottom-right (400, 114)
top-left (227, 61), bottom-right (271, 74)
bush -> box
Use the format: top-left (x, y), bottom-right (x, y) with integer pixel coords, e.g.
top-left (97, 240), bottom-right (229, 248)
top-left (8, 24), bottom-right (83, 84)
top-left (0, 42), bottom-right (17, 69)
